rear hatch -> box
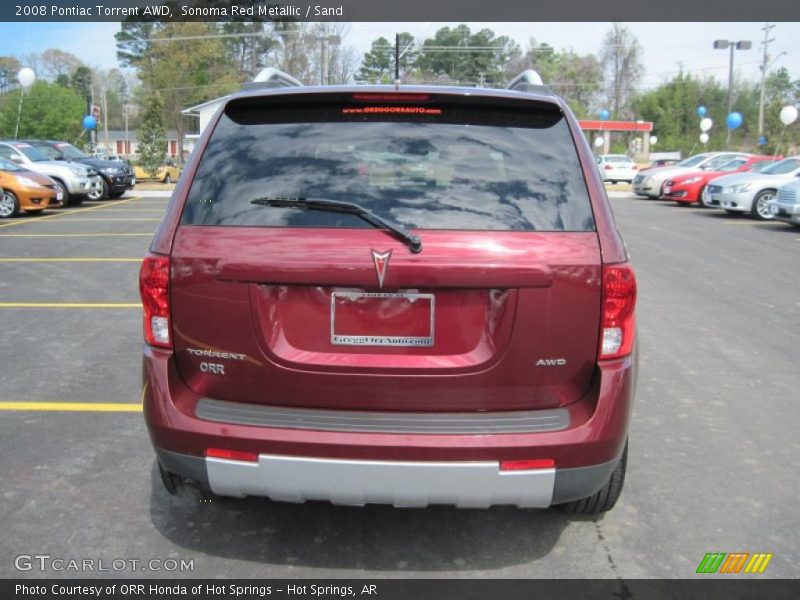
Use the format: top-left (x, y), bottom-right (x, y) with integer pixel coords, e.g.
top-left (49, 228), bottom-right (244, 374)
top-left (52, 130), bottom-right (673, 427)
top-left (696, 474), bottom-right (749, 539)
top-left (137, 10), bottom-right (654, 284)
top-left (170, 91), bottom-right (602, 412)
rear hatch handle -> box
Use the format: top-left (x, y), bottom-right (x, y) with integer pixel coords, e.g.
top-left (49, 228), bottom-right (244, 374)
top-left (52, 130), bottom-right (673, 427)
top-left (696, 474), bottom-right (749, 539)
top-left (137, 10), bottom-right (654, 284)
top-left (250, 196), bottom-right (423, 254)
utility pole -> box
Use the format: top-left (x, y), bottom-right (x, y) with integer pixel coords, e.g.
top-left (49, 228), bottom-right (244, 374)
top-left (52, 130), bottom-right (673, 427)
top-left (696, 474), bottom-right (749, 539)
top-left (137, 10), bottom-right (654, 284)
top-left (758, 24), bottom-right (775, 140)
top-left (713, 39), bottom-right (752, 148)
top-left (102, 90), bottom-right (109, 155)
top-left (395, 33), bottom-right (400, 83)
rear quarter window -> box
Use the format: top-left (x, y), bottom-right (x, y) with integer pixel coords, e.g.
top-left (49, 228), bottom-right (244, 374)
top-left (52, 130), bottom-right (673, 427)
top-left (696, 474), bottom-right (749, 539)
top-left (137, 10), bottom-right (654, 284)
top-left (182, 94), bottom-right (595, 232)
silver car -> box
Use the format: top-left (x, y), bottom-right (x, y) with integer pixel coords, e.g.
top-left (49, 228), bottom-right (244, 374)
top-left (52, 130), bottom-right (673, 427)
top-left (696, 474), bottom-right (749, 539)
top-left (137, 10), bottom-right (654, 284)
top-left (0, 141), bottom-right (102, 206)
top-left (632, 152), bottom-right (751, 198)
top-left (769, 180), bottom-right (800, 226)
top-left (595, 154), bottom-right (638, 183)
top-left (702, 157), bottom-right (800, 220)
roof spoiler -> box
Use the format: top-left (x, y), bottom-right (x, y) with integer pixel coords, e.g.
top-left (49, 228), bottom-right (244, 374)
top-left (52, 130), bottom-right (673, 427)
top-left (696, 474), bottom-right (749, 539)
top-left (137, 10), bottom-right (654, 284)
top-left (241, 68), bottom-right (303, 91)
top-left (507, 70), bottom-right (552, 94)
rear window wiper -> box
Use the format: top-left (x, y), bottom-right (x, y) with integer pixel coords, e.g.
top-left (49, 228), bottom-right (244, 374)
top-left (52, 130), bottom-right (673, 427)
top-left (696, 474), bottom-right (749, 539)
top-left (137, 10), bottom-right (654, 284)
top-left (250, 196), bottom-right (423, 254)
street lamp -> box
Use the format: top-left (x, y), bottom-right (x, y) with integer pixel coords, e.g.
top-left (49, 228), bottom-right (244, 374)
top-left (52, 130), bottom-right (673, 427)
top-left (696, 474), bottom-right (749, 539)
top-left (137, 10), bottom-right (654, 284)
top-left (713, 39), bottom-right (751, 147)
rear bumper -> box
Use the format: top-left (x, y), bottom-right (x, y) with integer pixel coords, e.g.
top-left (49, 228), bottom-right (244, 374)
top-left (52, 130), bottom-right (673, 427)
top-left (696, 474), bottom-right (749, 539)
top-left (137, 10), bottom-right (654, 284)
top-left (144, 345), bottom-right (636, 507)
top-left (156, 447), bottom-right (621, 508)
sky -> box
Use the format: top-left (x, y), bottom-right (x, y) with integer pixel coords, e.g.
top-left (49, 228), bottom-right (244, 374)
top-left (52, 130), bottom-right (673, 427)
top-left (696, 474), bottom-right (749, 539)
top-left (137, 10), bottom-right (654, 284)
top-left (1, 21), bottom-right (799, 91)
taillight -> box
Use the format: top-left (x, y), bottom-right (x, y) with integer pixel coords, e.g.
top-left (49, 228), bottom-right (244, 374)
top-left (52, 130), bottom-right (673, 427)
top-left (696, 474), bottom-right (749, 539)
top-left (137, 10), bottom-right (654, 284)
top-left (139, 253), bottom-right (171, 348)
top-left (632, 165), bottom-right (638, 170)
top-left (599, 263), bottom-right (637, 360)
top-left (604, 164), bottom-right (614, 170)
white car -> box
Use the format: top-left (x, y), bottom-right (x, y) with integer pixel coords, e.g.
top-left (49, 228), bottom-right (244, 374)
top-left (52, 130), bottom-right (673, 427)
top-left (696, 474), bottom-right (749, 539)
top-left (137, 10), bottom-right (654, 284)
top-left (595, 154), bottom-right (638, 183)
top-left (632, 152), bottom-right (751, 199)
top-left (769, 179), bottom-right (800, 227)
top-left (703, 157), bottom-right (800, 220)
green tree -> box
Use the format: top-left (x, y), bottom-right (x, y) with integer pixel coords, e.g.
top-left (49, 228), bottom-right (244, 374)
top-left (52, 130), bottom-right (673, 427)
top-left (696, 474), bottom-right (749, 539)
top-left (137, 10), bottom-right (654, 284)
top-left (356, 37), bottom-right (393, 83)
top-left (415, 25), bottom-right (517, 86)
top-left (0, 56), bottom-right (22, 93)
top-left (117, 22), bottom-right (241, 164)
top-left (137, 94), bottom-right (165, 179)
top-left (70, 66), bottom-right (93, 109)
top-left (762, 68), bottom-right (800, 154)
top-left (220, 22), bottom-right (277, 80)
top-left (0, 81), bottom-right (84, 140)
top-left (356, 33), bottom-right (416, 83)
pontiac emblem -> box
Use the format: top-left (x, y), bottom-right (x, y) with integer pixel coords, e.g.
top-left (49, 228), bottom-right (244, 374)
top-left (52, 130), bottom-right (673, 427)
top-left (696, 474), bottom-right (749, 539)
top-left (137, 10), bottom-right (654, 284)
top-left (371, 249), bottom-right (392, 289)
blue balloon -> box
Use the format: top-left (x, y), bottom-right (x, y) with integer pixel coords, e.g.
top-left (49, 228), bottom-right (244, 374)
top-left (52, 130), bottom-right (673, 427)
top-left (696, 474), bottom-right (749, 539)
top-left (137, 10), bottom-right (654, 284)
top-left (82, 115), bottom-right (97, 130)
top-left (697, 106), bottom-right (707, 117)
top-left (599, 109), bottom-right (610, 121)
top-left (726, 112), bottom-right (743, 130)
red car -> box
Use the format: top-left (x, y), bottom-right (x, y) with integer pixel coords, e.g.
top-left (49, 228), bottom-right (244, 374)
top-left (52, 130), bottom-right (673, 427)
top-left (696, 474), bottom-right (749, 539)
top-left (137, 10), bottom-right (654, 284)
top-left (663, 156), bottom-right (779, 205)
top-left (140, 69), bottom-right (637, 514)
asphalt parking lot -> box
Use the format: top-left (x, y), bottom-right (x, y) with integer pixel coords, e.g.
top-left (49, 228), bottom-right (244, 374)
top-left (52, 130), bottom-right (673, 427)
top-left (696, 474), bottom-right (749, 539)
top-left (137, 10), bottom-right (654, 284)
top-left (1, 190), bottom-right (798, 580)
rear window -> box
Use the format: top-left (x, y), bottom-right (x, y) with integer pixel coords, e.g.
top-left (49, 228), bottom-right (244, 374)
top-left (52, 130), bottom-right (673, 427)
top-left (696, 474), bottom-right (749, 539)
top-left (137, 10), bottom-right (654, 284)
top-left (181, 95), bottom-right (594, 232)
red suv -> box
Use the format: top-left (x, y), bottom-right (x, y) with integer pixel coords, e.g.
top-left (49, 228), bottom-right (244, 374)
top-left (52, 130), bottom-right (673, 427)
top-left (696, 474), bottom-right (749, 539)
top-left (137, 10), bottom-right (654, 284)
top-left (140, 70), bottom-right (637, 514)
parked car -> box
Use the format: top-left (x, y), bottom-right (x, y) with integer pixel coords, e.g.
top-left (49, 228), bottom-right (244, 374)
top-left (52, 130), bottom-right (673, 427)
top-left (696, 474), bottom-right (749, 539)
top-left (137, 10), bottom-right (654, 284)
top-left (633, 152), bottom-right (751, 199)
top-left (134, 159), bottom-right (181, 184)
top-left (23, 140), bottom-right (135, 200)
top-left (595, 154), bottom-right (638, 183)
top-left (0, 140), bottom-right (100, 206)
top-left (0, 157), bottom-right (62, 218)
top-left (768, 180), bottom-right (800, 227)
top-left (141, 69), bottom-right (637, 515)
top-left (648, 158), bottom-right (680, 168)
top-left (702, 157), bottom-right (800, 219)
top-left (663, 156), bottom-right (779, 206)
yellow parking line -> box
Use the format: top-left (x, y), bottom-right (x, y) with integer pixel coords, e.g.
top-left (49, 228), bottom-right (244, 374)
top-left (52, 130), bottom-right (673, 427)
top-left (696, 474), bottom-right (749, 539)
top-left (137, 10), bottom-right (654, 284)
top-left (31, 218), bottom-right (163, 222)
top-left (0, 402), bottom-right (142, 412)
top-left (91, 208), bottom-right (165, 211)
top-left (0, 196), bottom-right (141, 229)
top-left (0, 302), bottom-right (141, 308)
top-left (0, 233), bottom-right (153, 237)
top-left (0, 258), bottom-right (142, 262)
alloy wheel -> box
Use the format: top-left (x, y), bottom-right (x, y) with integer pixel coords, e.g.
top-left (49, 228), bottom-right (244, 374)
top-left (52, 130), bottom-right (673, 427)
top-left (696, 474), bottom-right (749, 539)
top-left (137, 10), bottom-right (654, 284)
top-left (0, 193), bottom-right (15, 217)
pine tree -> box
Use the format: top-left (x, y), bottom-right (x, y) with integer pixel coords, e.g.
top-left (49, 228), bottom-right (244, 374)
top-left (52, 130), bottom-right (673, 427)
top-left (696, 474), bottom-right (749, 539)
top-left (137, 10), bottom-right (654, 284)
top-left (138, 94), bottom-right (165, 180)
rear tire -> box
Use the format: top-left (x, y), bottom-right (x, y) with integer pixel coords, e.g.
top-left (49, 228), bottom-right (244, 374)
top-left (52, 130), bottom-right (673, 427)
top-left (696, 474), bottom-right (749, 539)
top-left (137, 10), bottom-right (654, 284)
top-left (164, 173), bottom-right (172, 184)
top-left (560, 442), bottom-right (627, 515)
top-left (0, 190), bottom-right (20, 218)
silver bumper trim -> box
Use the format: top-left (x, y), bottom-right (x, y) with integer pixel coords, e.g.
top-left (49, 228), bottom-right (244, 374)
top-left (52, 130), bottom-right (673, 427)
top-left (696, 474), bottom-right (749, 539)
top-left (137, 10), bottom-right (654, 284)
top-left (206, 454), bottom-right (555, 508)
top-left (196, 398), bottom-right (570, 435)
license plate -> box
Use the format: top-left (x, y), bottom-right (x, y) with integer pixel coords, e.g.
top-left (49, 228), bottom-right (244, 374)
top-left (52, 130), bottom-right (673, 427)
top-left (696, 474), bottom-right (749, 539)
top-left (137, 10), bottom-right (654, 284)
top-left (131, 178), bottom-right (136, 185)
top-left (331, 291), bottom-right (434, 347)
top-left (56, 192), bottom-right (63, 201)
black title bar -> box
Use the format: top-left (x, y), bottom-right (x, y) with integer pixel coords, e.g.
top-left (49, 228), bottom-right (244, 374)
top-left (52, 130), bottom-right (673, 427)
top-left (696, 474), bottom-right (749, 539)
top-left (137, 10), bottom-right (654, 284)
top-left (3, 0), bottom-right (800, 22)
